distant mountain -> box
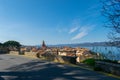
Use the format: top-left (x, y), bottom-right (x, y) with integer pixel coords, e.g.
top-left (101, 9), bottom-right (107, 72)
top-left (48, 42), bottom-right (109, 47)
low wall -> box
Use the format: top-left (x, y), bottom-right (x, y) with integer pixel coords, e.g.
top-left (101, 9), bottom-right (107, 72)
top-left (24, 52), bottom-right (37, 58)
top-left (9, 51), bottom-right (19, 55)
top-left (9, 51), bottom-right (76, 64)
top-left (9, 51), bottom-right (37, 58)
top-left (41, 52), bottom-right (76, 64)
top-left (40, 52), bottom-right (64, 63)
top-left (95, 61), bottom-right (120, 76)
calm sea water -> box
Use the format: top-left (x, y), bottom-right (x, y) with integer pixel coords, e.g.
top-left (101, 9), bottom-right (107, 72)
top-left (80, 46), bottom-right (120, 60)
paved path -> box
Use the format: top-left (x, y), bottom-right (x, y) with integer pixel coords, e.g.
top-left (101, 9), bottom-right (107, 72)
top-left (0, 54), bottom-right (119, 80)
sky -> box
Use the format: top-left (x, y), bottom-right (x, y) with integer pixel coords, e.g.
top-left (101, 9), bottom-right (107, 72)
top-left (0, 0), bottom-right (110, 45)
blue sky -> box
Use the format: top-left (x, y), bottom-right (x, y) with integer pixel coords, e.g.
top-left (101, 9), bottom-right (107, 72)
top-left (0, 0), bottom-right (110, 45)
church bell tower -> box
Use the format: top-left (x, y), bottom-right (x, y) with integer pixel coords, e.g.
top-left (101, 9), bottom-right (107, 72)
top-left (42, 40), bottom-right (47, 50)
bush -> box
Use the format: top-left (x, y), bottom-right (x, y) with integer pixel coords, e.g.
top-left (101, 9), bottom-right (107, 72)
top-left (83, 58), bottom-right (95, 66)
top-left (62, 56), bottom-right (76, 64)
top-left (41, 52), bottom-right (55, 61)
top-left (19, 51), bottom-right (24, 55)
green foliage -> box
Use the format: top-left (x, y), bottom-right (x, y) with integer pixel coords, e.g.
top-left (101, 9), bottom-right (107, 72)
top-left (0, 43), bottom-right (3, 48)
top-left (83, 58), bottom-right (95, 66)
top-left (3, 40), bottom-right (21, 51)
top-left (0, 43), bottom-right (2, 46)
top-left (41, 52), bottom-right (55, 61)
top-left (0, 43), bottom-right (8, 53)
top-left (62, 56), bottom-right (76, 64)
top-left (0, 40), bottom-right (21, 53)
top-left (19, 51), bottom-right (24, 55)
top-left (3, 40), bottom-right (21, 47)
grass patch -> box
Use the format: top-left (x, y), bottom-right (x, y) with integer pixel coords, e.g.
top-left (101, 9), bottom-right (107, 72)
top-left (83, 58), bottom-right (95, 66)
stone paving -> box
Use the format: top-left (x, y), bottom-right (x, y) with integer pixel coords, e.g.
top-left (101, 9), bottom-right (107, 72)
top-left (0, 54), bottom-right (119, 80)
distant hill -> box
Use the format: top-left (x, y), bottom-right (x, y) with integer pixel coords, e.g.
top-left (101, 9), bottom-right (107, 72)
top-left (48, 42), bottom-right (109, 47)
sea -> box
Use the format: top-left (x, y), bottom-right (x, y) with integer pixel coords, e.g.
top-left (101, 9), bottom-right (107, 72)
top-left (80, 46), bottom-right (120, 60)
top-left (46, 45), bottom-right (120, 60)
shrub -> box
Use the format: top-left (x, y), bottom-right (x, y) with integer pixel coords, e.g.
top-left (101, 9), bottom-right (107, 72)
top-left (83, 58), bottom-right (95, 66)
top-left (62, 56), bottom-right (76, 64)
top-left (19, 52), bottom-right (24, 55)
top-left (41, 52), bottom-right (55, 61)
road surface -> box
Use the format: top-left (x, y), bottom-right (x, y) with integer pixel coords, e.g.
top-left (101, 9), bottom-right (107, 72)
top-left (0, 54), bottom-right (119, 80)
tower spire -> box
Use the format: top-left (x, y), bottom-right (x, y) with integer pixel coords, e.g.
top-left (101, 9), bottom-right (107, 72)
top-left (42, 40), bottom-right (47, 49)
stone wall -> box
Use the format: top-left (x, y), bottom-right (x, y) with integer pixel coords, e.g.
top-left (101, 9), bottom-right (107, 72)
top-left (9, 51), bottom-right (19, 55)
top-left (95, 61), bottom-right (120, 76)
top-left (24, 52), bottom-right (37, 58)
top-left (39, 52), bottom-right (76, 64)
top-left (9, 51), bottom-right (37, 58)
top-left (9, 51), bottom-right (76, 64)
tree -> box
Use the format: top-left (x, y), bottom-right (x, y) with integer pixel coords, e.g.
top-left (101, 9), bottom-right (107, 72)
top-left (101, 0), bottom-right (120, 47)
top-left (0, 42), bottom-right (8, 53)
top-left (0, 43), bottom-right (2, 46)
top-left (0, 43), bottom-right (3, 49)
top-left (3, 40), bottom-right (21, 51)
